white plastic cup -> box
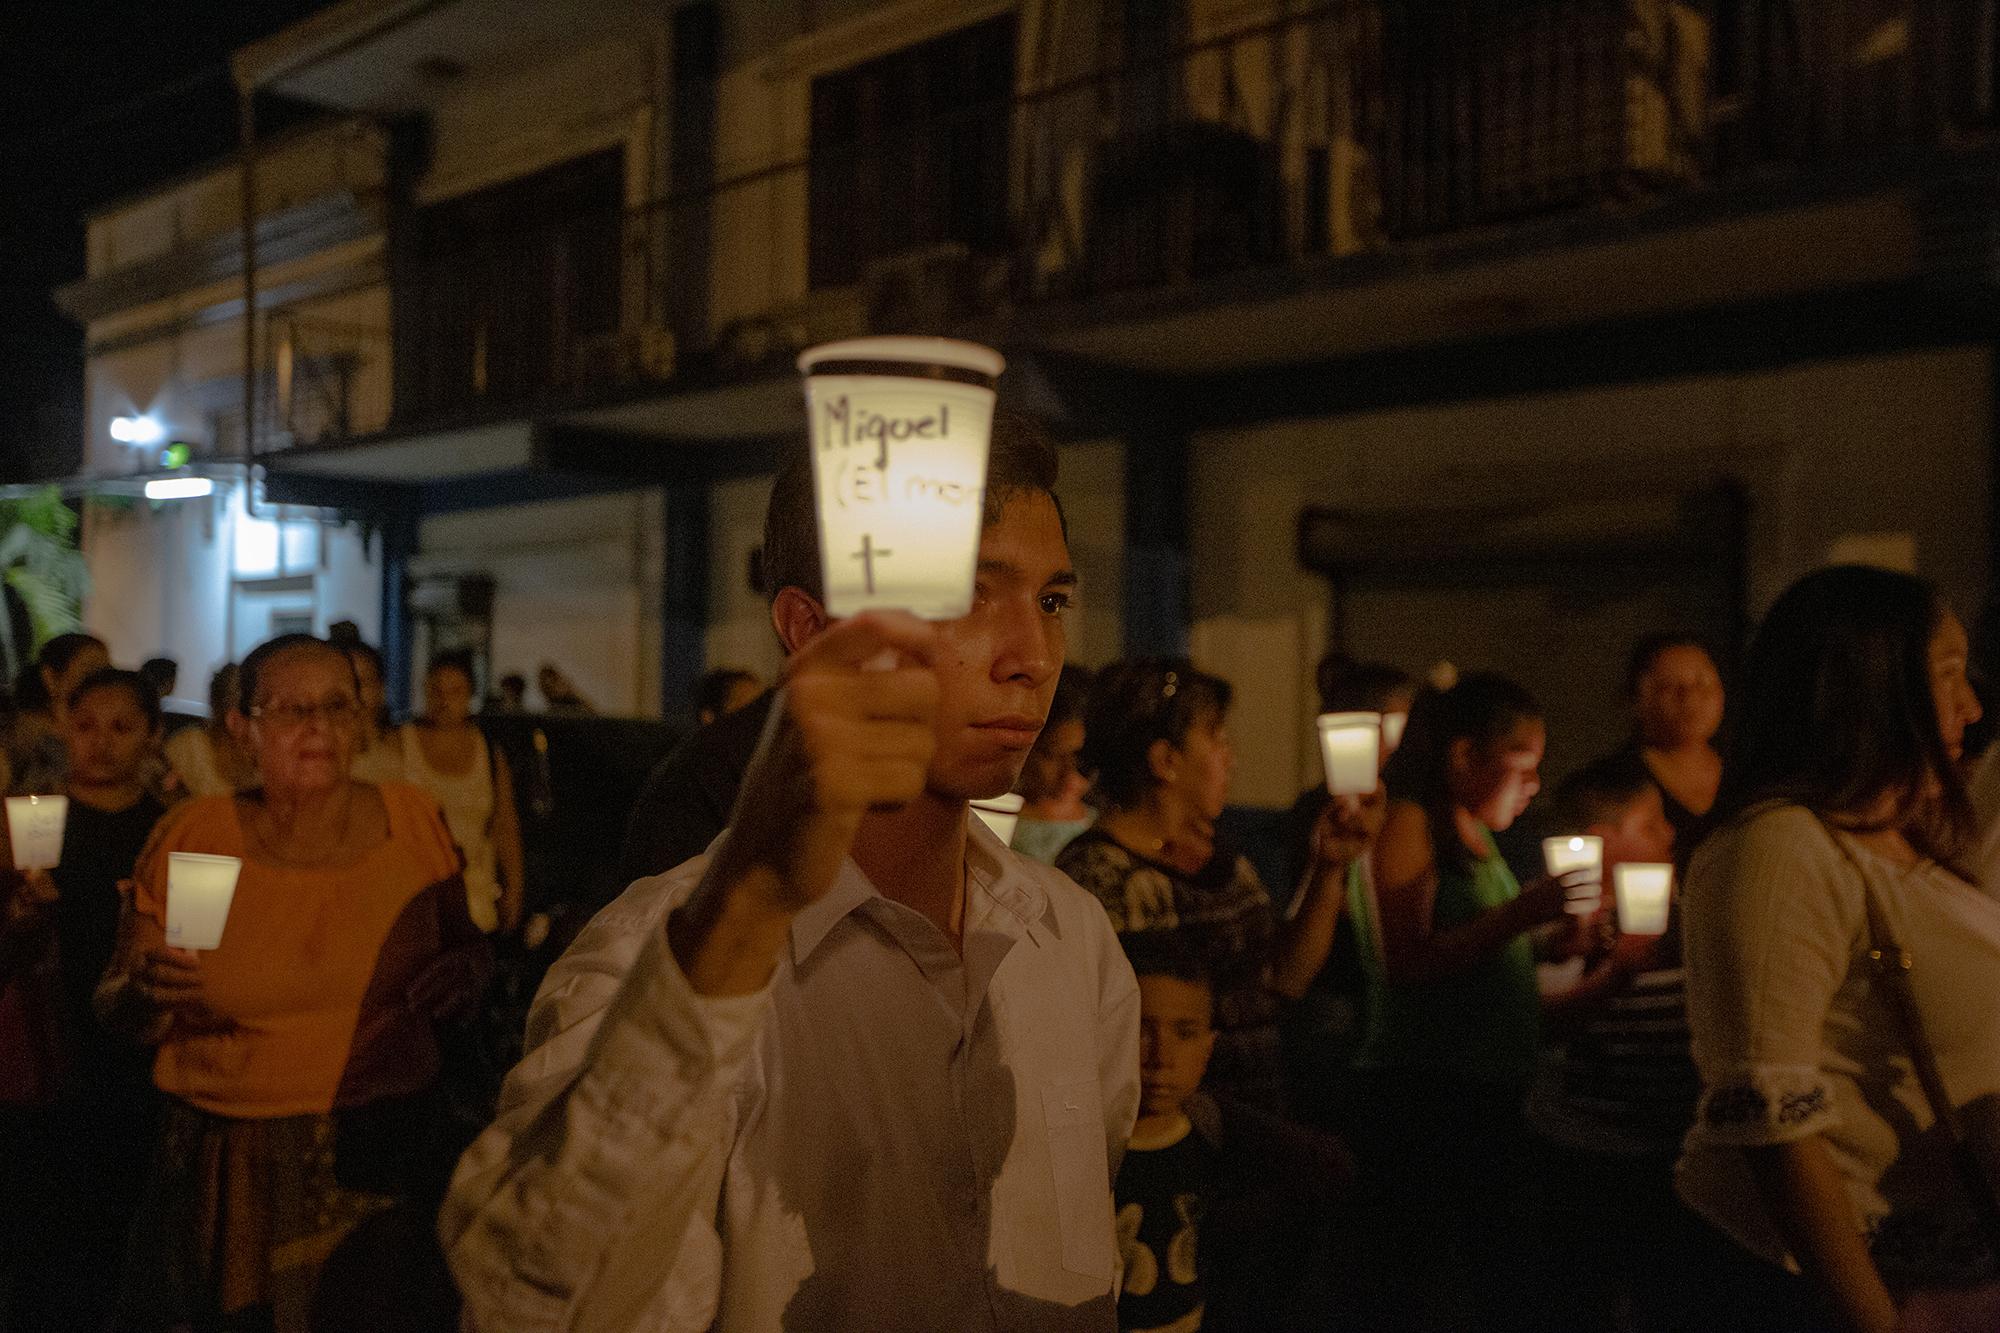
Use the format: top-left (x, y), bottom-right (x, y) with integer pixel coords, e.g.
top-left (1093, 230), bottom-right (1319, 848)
top-left (1317, 712), bottom-right (1382, 795)
top-left (1614, 862), bottom-right (1674, 935)
top-left (1543, 835), bottom-right (1605, 916)
top-left (5, 795), bottom-right (67, 871)
top-left (165, 853), bottom-right (242, 951)
top-left (798, 337), bottom-right (1005, 620)
top-left (970, 792), bottom-right (1026, 846)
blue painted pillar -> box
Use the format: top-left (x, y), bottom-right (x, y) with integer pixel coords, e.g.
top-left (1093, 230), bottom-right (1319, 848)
top-left (378, 509), bottom-right (418, 718)
top-left (661, 482), bottom-right (710, 718)
top-left (1122, 425), bottom-right (1192, 658)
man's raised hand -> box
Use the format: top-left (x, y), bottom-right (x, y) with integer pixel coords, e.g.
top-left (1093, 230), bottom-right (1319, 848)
top-left (670, 612), bottom-right (942, 994)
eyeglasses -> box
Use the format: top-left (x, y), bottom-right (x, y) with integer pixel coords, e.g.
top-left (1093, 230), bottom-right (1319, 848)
top-left (250, 696), bottom-right (361, 729)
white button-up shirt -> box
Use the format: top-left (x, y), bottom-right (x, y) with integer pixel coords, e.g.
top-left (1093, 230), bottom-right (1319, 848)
top-left (442, 820), bottom-right (1141, 1332)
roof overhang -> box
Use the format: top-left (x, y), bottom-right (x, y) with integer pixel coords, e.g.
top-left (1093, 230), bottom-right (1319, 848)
top-left (262, 419), bottom-right (535, 481)
top-left (233, 0), bottom-right (663, 115)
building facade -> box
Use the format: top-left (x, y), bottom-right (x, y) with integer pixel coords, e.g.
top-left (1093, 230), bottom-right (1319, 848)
top-left (65, 0), bottom-right (2000, 804)
top-left (57, 118), bottom-right (391, 708)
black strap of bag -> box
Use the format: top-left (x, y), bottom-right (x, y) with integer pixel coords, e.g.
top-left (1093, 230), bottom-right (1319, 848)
top-left (1820, 820), bottom-right (2000, 1251)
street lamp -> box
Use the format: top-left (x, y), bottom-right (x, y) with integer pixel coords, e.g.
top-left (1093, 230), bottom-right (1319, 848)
top-left (110, 415), bottom-right (166, 446)
top-left (144, 477), bottom-right (215, 500)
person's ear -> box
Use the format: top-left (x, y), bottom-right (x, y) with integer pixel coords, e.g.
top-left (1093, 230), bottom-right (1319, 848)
top-left (770, 587), bottom-right (831, 657)
top-left (225, 708), bottom-right (254, 749)
top-left (1147, 737), bottom-right (1179, 787)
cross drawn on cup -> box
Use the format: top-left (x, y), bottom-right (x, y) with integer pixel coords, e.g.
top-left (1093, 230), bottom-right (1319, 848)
top-left (851, 533), bottom-right (894, 596)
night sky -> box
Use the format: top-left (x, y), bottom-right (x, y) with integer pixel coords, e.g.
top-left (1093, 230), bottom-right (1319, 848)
top-left (0, 2), bottom-right (333, 482)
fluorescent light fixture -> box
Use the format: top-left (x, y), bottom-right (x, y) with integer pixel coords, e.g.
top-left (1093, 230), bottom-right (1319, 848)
top-left (145, 477), bottom-right (215, 500)
top-left (110, 415), bottom-right (165, 446)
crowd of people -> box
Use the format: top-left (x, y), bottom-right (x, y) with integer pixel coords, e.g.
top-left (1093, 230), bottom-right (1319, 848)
top-left (3, 416), bottom-right (1999, 1333)
top-left (0, 634), bottom-right (645, 1332)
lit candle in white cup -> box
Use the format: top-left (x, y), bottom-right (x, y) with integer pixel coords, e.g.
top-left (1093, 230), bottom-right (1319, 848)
top-left (1614, 862), bottom-right (1674, 935)
top-left (798, 337), bottom-right (1005, 620)
top-left (5, 795), bottom-right (67, 871)
top-left (970, 792), bottom-right (1026, 845)
top-left (1317, 712), bottom-right (1381, 795)
top-left (1542, 835), bottom-right (1605, 916)
top-left (165, 853), bottom-right (242, 951)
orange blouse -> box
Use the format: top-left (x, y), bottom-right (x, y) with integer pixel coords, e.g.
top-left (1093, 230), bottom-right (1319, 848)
top-left (132, 782), bottom-right (473, 1119)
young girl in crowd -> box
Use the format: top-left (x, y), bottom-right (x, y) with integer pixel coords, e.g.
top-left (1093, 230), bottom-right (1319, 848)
top-left (1680, 566), bottom-right (2000, 1333)
top-left (1526, 753), bottom-right (1722, 1333)
top-left (1353, 672), bottom-right (1580, 1332)
top-left (0, 669), bottom-right (170, 1328)
top-left (5, 631), bottom-right (109, 794)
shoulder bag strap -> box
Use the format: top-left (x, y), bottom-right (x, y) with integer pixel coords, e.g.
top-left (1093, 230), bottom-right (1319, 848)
top-left (1819, 819), bottom-right (2000, 1247)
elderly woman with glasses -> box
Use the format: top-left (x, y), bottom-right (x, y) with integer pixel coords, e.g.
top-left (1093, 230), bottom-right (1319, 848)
top-left (98, 633), bottom-right (487, 1333)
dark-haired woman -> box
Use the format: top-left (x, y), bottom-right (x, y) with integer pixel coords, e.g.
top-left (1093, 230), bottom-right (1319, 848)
top-left (0, 669), bottom-right (168, 1327)
top-left (400, 653), bottom-right (524, 934)
top-left (1679, 566), bottom-right (2000, 1333)
top-left (1354, 672), bottom-right (1579, 1332)
top-left (163, 663), bottom-right (258, 798)
top-left (5, 631), bottom-right (109, 794)
top-left (1011, 662), bottom-right (1095, 864)
top-left (344, 639), bottom-right (404, 787)
top-left (99, 633), bottom-right (486, 1332)
top-left (1623, 636), bottom-right (1725, 854)
top-left (1057, 658), bottom-right (1283, 1109)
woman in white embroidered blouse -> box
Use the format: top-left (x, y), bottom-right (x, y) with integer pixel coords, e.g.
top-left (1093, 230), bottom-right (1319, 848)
top-left (1680, 565), bottom-right (2000, 1333)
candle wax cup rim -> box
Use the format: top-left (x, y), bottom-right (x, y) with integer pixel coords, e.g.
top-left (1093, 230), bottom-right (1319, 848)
top-left (798, 336), bottom-right (1004, 379)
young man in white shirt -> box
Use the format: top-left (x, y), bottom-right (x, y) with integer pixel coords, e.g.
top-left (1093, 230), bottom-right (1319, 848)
top-left (441, 417), bottom-right (1140, 1332)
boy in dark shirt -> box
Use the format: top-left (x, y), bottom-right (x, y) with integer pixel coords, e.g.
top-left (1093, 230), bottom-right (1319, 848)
top-left (1116, 940), bottom-right (1351, 1333)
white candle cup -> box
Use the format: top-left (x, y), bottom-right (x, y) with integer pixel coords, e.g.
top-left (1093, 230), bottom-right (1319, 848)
top-left (164, 853), bottom-right (242, 951)
top-left (1317, 712), bottom-right (1382, 795)
top-left (1542, 835), bottom-right (1605, 916)
top-left (5, 795), bottom-right (67, 871)
top-left (970, 792), bottom-right (1026, 846)
top-left (799, 337), bottom-right (1005, 620)
top-left (1380, 711), bottom-right (1409, 752)
top-left (1614, 862), bottom-right (1674, 935)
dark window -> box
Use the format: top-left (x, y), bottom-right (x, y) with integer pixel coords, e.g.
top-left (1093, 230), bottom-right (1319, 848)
top-left (808, 14), bottom-right (1017, 289)
top-left (401, 150), bottom-right (624, 421)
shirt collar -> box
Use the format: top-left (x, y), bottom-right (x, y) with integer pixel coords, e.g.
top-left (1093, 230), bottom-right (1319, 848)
top-left (787, 812), bottom-right (1059, 967)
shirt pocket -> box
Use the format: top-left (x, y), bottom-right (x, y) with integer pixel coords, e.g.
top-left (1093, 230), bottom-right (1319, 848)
top-left (1042, 1078), bottom-right (1117, 1280)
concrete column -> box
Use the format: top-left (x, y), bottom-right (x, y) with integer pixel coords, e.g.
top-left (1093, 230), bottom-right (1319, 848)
top-left (1122, 422), bottom-right (1191, 658)
top-left (661, 481), bottom-right (710, 717)
top-left (378, 509), bottom-right (418, 717)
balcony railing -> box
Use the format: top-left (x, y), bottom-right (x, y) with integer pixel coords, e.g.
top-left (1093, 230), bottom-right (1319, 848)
top-left (262, 313), bottom-right (392, 451)
top-left (363, 0), bottom-right (1998, 439)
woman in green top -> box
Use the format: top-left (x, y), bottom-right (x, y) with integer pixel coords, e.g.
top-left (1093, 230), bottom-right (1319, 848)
top-left (1356, 672), bottom-right (1578, 1333)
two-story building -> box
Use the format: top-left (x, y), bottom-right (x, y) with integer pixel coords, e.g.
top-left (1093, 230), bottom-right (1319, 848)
top-left (63, 0), bottom-right (2000, 806)
top-left (56, 117), bottom-right (391, 707)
